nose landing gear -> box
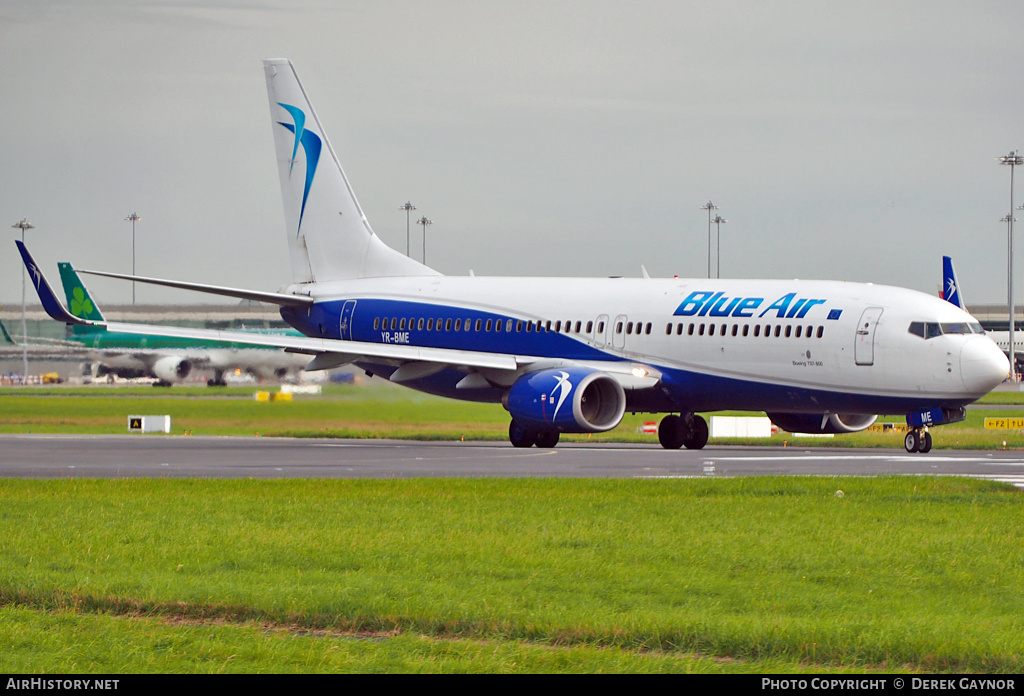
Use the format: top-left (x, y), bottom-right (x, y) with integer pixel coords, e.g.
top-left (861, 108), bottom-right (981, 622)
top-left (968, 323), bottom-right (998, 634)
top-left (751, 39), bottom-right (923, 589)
top-left (904, 428), bottom-right (932, 453)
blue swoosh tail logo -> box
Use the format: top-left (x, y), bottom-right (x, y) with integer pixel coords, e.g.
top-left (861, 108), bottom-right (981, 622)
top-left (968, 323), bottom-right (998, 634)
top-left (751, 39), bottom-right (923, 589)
top-left (277, 103), bottom-right (321, 236)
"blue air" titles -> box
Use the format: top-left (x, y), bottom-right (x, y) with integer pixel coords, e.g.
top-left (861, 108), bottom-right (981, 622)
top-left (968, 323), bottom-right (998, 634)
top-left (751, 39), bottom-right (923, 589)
top-left (674, 291), bottom-right (828, 319)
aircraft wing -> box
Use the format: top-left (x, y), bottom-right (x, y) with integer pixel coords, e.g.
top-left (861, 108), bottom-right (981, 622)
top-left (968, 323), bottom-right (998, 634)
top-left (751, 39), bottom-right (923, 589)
top-left (99, 320), bottom-right (523, 371)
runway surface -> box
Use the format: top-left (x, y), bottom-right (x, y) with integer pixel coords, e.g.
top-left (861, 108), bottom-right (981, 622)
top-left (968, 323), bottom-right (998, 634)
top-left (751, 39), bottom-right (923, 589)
top-left (2, 434), bottom-right (1024, 488)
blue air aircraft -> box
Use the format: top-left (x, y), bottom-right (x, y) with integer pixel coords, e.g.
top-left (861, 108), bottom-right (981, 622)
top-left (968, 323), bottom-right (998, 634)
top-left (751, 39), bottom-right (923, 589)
top-left (18, 59), bottom-right (1009, 453)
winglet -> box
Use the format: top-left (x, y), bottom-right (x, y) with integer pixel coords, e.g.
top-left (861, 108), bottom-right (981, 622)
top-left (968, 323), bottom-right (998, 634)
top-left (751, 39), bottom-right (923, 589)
top-left (942, 256), bottom-right (964, 310)
top-left (15, 241), bottom-right (100, 326)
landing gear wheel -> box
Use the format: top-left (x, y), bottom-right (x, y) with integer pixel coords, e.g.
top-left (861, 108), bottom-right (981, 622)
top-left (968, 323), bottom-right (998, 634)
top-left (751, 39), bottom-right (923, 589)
top-left (683, 415), bottom-right (709, 450)
top-left (905, 430), bottom-right (923, 453)
top-left (535, 430), bottom-right (560, 448)
top-left (658, 414), bottom-right (684, 449)
top-left (509, 420), bottom-right (538, 448)
top-left (919, 431), bottom-right (932, 453)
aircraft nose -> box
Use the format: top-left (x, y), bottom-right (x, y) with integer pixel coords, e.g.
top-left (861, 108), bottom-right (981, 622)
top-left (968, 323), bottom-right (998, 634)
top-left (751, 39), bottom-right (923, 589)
top-left (961, 338), bottom-right (1009, 394)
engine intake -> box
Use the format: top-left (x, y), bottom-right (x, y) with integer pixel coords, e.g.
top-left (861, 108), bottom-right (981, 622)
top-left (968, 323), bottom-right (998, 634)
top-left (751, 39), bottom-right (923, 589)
top-left (152, 356), bottom-right (192, 383)
top-left (767, 412), bottom-right (877, 434)
top-left (506, 367), bottom-right (626, 433)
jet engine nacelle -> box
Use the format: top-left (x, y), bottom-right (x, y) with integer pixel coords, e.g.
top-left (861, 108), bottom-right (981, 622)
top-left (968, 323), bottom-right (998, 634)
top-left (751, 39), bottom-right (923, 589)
top-left (506, 367), bottom-right (626, 433)
top-left (767, 412), bottom-right (878, 434)
top-left (152, 356), bottom-right (192, 383)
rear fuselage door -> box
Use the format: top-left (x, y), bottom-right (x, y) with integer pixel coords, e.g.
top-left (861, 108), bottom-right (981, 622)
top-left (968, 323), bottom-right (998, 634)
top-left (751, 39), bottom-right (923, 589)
top-left (339, 300), bottom-right (357, 340)
top-left (855, 306), bottom-right (883, 366)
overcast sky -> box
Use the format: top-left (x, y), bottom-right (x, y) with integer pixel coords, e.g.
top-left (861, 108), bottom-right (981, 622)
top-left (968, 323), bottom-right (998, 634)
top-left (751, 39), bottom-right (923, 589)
top-left (4, 0), bottom-right (1024, 307)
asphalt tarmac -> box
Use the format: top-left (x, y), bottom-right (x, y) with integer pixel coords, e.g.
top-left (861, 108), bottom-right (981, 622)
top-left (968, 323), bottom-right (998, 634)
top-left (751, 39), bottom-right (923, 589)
top-left (2, 434), bottom-right (1024, 488)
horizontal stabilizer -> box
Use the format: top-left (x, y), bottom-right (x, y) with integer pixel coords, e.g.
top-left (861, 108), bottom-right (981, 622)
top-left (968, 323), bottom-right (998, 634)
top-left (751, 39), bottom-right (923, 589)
top-left (77, 269), bottom-right (314, 307)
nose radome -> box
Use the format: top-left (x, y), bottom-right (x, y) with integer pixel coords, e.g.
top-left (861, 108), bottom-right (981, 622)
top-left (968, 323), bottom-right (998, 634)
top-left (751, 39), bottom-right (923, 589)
top-left (961, 338), bottom-right (1009, 394)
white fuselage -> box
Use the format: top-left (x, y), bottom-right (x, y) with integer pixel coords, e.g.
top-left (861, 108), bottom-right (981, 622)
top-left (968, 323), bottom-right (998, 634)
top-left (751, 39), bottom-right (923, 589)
top-left (280, 275), bottom-right (1007, 415)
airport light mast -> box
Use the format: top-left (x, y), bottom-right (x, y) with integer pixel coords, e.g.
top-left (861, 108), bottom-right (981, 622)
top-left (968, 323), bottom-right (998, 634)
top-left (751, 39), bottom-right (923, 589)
top-left (999, 151), bottom-right (1023, 379)
top-left (713, 214), bottom-right (728, 279)
top-left (1004, 210), bottom-right (1018, 378)
top-left (399, 201), bottom-right (416, 257)
top-left (125, 212), bottom-right (141, 304)
top-left (417, 216), bottom-right (432, 265)
top-left (701, 201), bottom-right (718, 279)
top-left (11, 218), bottom-right (34, 383)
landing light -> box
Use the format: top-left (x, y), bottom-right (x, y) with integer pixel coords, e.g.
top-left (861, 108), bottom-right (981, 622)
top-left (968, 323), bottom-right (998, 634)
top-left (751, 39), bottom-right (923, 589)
top-left (631, 367), bottom-right (648, 378)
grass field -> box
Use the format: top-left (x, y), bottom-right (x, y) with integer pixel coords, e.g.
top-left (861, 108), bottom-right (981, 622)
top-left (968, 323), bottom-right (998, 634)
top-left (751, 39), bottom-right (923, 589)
top-left (1, 477), bottom-right (1022, 673)
top-left (2, 384), bottom-right (1024, 673)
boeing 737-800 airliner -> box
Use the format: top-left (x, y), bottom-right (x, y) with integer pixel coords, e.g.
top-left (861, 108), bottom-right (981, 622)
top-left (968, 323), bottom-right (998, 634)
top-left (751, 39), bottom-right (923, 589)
top-left (18, 59), bottom-right (1009, 453)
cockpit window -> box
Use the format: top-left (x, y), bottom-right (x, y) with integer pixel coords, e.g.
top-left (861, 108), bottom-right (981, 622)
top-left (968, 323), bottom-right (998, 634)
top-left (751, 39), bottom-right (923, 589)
top-left (909, 321), bottom-right (987, 339)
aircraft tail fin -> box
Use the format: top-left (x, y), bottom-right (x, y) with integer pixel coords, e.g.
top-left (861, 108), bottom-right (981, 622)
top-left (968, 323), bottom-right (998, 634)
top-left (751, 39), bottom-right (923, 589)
top-left (942, 256), bottom-right (965, 310)
top-left (59, 262), bottom-right (106, 321)
top-left (263, 59), bottom-right (439, 283)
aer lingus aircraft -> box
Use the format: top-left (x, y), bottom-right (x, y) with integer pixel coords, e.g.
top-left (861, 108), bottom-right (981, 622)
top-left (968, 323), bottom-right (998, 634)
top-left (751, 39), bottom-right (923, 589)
top-left (55, 262), bottom-right (308, 386)
top-left (18, 59), bottom-right (1009, 453)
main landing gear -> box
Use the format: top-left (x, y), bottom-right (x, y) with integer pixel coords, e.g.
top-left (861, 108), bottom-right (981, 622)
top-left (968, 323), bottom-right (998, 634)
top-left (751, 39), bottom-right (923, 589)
top-left (509, 420), bottom-right (560, 448)
top-left (904, 428), bottom-right (932, 453)
top-left (658, 413), bottom-right (709, 450)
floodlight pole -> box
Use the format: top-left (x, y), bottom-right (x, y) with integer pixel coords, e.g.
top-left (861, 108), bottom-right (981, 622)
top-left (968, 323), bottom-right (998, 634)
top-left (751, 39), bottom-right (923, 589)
top-left (701, 201), bottom-right (718, 279)
top-left (11, 218), bottom-right (34, 384)
top-left (713, 214), bottom-right (728, 279)
top-left (999, 151), bottom-right (1023, 379)
top-left (399, 202), bottom-right (416, 257)
top-left (417, 216), bottom-right (432, 265)
top-left (125, 212), bottom-right (141, 304)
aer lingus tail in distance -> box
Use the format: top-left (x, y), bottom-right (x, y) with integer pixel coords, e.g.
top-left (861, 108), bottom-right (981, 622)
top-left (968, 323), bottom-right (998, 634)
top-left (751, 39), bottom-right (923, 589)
top-left (50, 259), bottom-right (309, 385)
top-left (19, 59), bottom-right (1009, 452)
